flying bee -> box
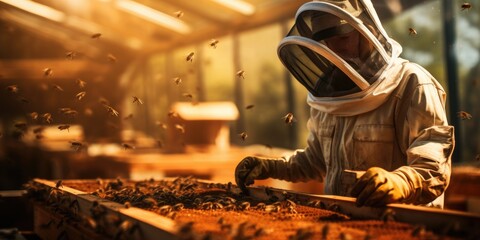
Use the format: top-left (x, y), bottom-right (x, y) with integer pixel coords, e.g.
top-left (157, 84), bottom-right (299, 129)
top-left (245, 104), bottom-right (255, 110)
top-left (58, 125), bottom-right (70, 132)
top-left (132, 96), bottom-right (143, 105)
top-left (173, 77), bottom-right (182, 85)
top-left (14, 122), bottom-right (28, 132)
top-left (282, 112), bottom-right (296, 125)
top-left (75, 78), bottom-right (86, 88)
top-left (155, 121), bottom-right (167, 129)
top-left (380, 208), bottom-right (396, 222)
top-left (239, 131), bottom-right (248, 141)
top-left (461, 2), bottom-right (472, 11)
top-left (123, 113), bottom-right (133, 120)
top-left (458, 111), bottom-right (472, 120)
top-left (70, 141), bottom-right (85, 152)
top-left (91, 33), bottom-right (102, 39)
top-left (6, 85), bottom-right (19, 93)
top-left (168, 110), bottom-right (178, 118)
top-left (107, 54), bottom-right (117, 63)
top-left (18, 96), bottom-right (29, 104)
top-left (104, 105), bottom-right (119, 117)
top-left (411, 225), bottom-right (426, 237)
top-left (186, 52), bottom-right (194, 62)
top-left (30, 112), bottom-right (39, 120)
top-left (51, 84), bottom-right (64, 92)
top-left (209, 39), bottom-right (219, 48)
top-left (183, 93), bottom-right (193, 99)
top-left (64, 110), bottom-right (78, 118)
top-left (65, 51), bottom-right (77, 60)
top-left (33, 126), bottom-right (44, 134)
top-left (99, 97), bottom-right (110, 105)
top-left (174, 10), bottom-right (184, 18)
top-left (43, 68), bottom-right (53, 76)
top-left (55, 180), bottom-right (63, 189)
top-left (175, 124), bottom-right (185, 133)
top-left (122, 143), bottom-right (135, 150)
top-left (42, 113), bottom-right (53, 124)
top-left (408, 27), bottom-right (417, 36)
top-left (236, 70), bottom-right (245, 79)
top-left (76, 91), bottom-right (86, 101)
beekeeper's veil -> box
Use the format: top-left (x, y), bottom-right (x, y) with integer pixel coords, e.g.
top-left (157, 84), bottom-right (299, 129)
top-left (278, 0), bottom-right (404, 116)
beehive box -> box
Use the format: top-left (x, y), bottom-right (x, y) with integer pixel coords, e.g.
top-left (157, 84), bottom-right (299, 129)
top-left (24, 177), bottom-right (480, 240)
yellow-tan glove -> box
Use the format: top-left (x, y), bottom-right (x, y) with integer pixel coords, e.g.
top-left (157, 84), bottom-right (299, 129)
top-left (235, 156), bottom-right (277, 194)
top-left (350, 167), bottom-right (410, 207)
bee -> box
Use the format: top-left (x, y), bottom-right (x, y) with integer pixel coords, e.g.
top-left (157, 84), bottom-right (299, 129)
top-left (30, 112), bottom-right (39, 120)
top-left (458, 111), bottom-right (472, 120)
top-left (239, 131), bottom-right (248, 141)
top-left (43, 68), bottom-right (53, 76)
top-left (115, 220), bottom-right (138, 238)
top-left (84, 108), bottom-right (93, 116)
top-left (51, 84), bottom-right (64, 91)
top-left (411, 225), bottom-right (426, 237)
top-left (174, 10), bottom-right (184, 18)
top-left (76, 91), bottom-right (86, 101)
top-left (461, 2), bottom-right (472, 11)
top-left (475, 154), bottom-right (480, 161)
top-left (104, 105), bottom-right (119, 117)
top-left (42, 113), bottom-right (53, 124)
top-left (70, 141), bottom-right (85, 151)
top-left (209, 39), bottom-right (219, 48)
top-left (124, 113), bottom-right (134, 120)
top-left (408, 27), bottom-right (417, 36)
top-left (75, 78), bottom-right (86, 88)
top-left (175, 124), bottom-right (185, 133)
top-left (6, 85), bottom-right (19, 93)
top-left (91, 33), bottom-right (102, 39)
top-left (282, 112), bottom-right (295, 125)
top-left (132, 96), bottom-right (143, 105)
top-left (173, 77), bottom-right (182, 85)
top-left (55, 180), bottom-right (63, 189)
top-left (107, 53), bottom-right (117, 62)
top-left (183, 93), bottom-right (193, 99)
top-left (155, 121), bottom-right (167, 129)
top-left (156, 139), bottom-right (163, 148)
top-left (58, 125), bottom-right (70, 132)
top-left (245, 104), bottom-right (255, 110)
top-left (168, 110), bottom-right (178, 118)
top-left (122, 143), bottom-right (135, 150)
top-left (186, 52), bottom-right (194, 62)
top-left (65, 51), bottom-right (77, 60)
top-left (33, 127), bottom-right (44, 134)
top-left (14, 122), bottom-right (28, 131)
top-left (380, 208), bottom-right (396, 222)
top-left (321, 224), bottom-right (330, 239)
top-left (340, 232), bottom-right (353, 240)
top-left (18, 96), bottom-right (29, 104)
top-left (236, 70), bottom-right (245, 79)
top-left (98, 97), bottom-right (110, 105)
top-left (63, 110), bottom-right (78, 118)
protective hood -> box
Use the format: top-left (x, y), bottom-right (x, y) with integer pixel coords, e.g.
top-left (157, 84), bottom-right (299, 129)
top-left (277, 0), bottom-right (403, 116)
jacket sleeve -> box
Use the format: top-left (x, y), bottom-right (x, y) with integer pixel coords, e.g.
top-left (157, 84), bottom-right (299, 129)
top-left (395, 74), bottom-right (454, 205)
top-left (265, 113), bottom-right (327, 183)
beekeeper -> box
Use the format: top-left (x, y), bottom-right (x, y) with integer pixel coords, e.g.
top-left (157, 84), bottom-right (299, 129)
top-left (235, 0), bottom-right (454, 208)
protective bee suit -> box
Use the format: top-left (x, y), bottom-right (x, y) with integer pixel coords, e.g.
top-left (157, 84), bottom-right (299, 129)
top-left (235, 0), bottom-right (454, 208)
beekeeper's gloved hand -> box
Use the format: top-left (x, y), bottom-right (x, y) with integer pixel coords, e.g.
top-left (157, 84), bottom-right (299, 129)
top-left (351, 167), bottom-right (410, 207)
top-left (235, 156), bottom-right (280, 194)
